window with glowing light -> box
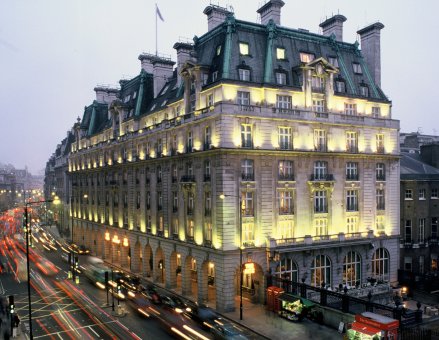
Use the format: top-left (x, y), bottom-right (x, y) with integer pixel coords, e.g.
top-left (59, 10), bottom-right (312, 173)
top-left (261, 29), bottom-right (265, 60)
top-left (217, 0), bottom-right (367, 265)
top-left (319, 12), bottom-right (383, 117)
top-left (376, 215), bottom-right (384, 232)
top-left (346, 162), bottom-right (358, 181)
top-left (237, 91), bottom-right (250, 106)
top-left (311, 255), bottom-right (331, 287)
top-left (300, 52), bottom-right (314, 63)
top-left (205, 222), bottom-right (212, 243)
top-left (419, 218), bottom-right (425, 243)
top-left (314, 129), bottom-right (327, 151)
top-left (372, 248), bottom-right (389, 281)
top-left (276, 48), bottom-right (286, 60)
top-left (277, 220), bottom-right (294, 239)
top-left (278, 160), bottom-right (294, 181)
top-left (275, 258), bottom-right (298, 283)
top-left (239, 42), bottom-right (249, 56)
top-left (238, 68), bottom-right (251, 81)
top-left (279, 191), bottom-right (293, 215)
top-left (204, 126), bottom-right (211, 149)
top-left (346, 131), bottom-right (358, 153)
top-left (376, 134), bottom-right (384, 153)
top-left (241, 124), bottom-right (253, 148)
top-left (172, 218), bottom-right (179, 236)
top-left (242, 191), bottom-right (254, 217)
top-left (187, 219), bottom-right (194, 239)
top-left (346, 190), bottom-right (358, 212)
top-left (314, 191), bottom-right (327, 213)
top-left (344, 103), bottom-right (357, 115)
top-left (278, 127), bottom-right (292, 150)
top-left (343, 251), bottom-right (361, 287)
top-left (241, 159), bottom-right (254, 181)
top-left (276, 95), bottom-right (292, 110)
top-left (376, 189), bottom-right (385, 211)
top-left (346, 216), bottom-right (358, 233)
top-left (242, 222), bottom-right (254, 246)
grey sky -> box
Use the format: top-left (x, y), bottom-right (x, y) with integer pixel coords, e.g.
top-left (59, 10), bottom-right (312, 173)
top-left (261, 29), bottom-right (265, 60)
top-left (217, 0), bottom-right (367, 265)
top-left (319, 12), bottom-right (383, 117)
top-left (1, 0), bottom-right (437, 174)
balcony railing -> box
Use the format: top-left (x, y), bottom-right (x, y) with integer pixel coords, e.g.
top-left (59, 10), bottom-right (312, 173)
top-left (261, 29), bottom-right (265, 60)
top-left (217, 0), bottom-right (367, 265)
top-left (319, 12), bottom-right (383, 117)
top-left (279, 142), bottom-right (293, 150)
top-left (376, 174), bottom-right (386, 181)
top-left (181, 175), bottom-right (196, 183)
top-left (310, 174), bottom-right (334, 181)
top-left (314, 144), bottom-right (327, 152)
top-left (279, 207), bottom-right (294, 215)
top-left (278, 173), bottom-right (295, 181)
top-left (241, 173), bottom-right (255, 181)
top-left (346, 174), bottom-right (359, 181)
top-left (243, 208), bottom-right (254, 217)
top-left (346, 145), bottom-right (359, 153)
top-left (241, 139), bottom-right (253, 148)
top-left (376, 145), bottom-right (385, 154)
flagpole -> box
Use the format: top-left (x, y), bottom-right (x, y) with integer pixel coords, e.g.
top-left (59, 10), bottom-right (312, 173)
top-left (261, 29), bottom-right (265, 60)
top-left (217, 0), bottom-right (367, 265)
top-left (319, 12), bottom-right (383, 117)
top-left (155, 3), bottom-right (158, 56)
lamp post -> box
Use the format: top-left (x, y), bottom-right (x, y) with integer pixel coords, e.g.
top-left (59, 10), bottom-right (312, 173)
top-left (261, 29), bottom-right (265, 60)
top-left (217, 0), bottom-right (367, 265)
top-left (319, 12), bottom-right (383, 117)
top-left (25, 198), bottom-right (55, 340)
top-left (220, 193), bottom-right (244, 320)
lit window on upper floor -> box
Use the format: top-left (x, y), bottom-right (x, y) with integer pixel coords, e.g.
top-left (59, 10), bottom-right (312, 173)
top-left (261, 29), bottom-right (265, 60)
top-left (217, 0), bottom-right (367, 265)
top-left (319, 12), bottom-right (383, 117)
top-left (300, 52), bottom-right (315, 63)
top-left (275, 72), bottom-right (287, 85)
top-left (239, 42), bottom-right (249, 56)
top-left (239, 68), bottom-right (251, 81)
top-left (276, 48), bottom-right (285, 60)
top-left (372, 107), bottom-right (381, 117)
top-left (352, 63), bottom-right (362, 74)
top-left (360, 85), bottom-right (369, 97)
top-left (216, 45), bottom-right (222, 56)
top-left (328, 56), bottom-right (338, 67)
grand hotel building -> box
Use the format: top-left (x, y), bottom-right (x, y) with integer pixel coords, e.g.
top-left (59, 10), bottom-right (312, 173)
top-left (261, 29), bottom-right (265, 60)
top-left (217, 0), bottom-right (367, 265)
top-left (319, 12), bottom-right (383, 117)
top-left (64, 1), bottom-right (400, 312)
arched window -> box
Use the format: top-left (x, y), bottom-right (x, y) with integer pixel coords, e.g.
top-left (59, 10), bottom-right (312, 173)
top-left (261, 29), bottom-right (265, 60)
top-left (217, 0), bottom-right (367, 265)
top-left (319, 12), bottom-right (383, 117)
top-left (372, 248), bottom-right (390, 281)
top-left (311, 255), bottom-right (331, 287)
top-left (343, 252), bottom-right (362, 287)
top-left (275, 258), bottom-right (298, 283)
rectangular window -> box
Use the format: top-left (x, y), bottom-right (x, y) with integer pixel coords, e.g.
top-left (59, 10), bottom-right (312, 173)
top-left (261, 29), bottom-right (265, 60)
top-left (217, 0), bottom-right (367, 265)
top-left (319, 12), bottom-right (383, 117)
top-left (237, 91), bottom-right (250, 106)
top-left (376, 215), bottom-right (385, 231)
top-left (313, 161), bottom-right (328, 180)
top-left (172, 218), bottom-right (179, 236)
top-left (239, 68), bottom-right (250, 81)
top-left (242, 222), bottom-right (254, 245)
top-left (278, 127), bottom-right (292, 150)
top-left (432, 217), bottom-right (438, 238)
top-left (405, 220), bottom-right (412, 243)
top-left (346, 131), bottom-right (358, 153)
top-left (335, 81), bottom-right (345, 93)
top-left (314, 190), bottom-right (327, 213)
top-left (376, 163), bottom-right (386, 181)
top-left (207, 93), bottom-right (214, 107)
top-left (376, 134), bottom-right (384, 153)
top-left (187, 219), bottom-right (194, 238)
top-left (276, 72), bottom-right (287, 85)
top-left (405, 189), bottom-right (413, 200)
top-left (242, 192), bottom-right (254, 216)
top-left (276, 47), bottom-right (285, 60)
top-left (205, 192), bottom-right (211, 216)
top-left (279, 191), bottom-right (293, 215)
top-left (204, 126), bottom-right (211, 148)
top-left (419, 188), bottom-right (426, 200)
top-left (353, 63), bottom-right (362, 74)
top-left (188, 193), bottom-right (194, 215)
top-left (314, 129), bottom-right (327, 151)
top-left (157, 191), bottom-right (162, 210)
top-left (312, 99), bottom-right (325, 113)
top-left (404, 257), bottom-right (412, 272)
top-left (300, 52), bottom-right (314, 63)
top-left (344, 103), bottom-right (357, 115)
top-left (346, 190), bottom-right (358, 212)
top-left (419, 218), bottom-right (425, 244)
top-left (241, 124), bottom-right (253, 148)
top-left (241, 159), bottom-right (254, 181)
top-left (346, 162), bottom-right (359, 181)
top-left (276, 95), bottom-right (292, 109)
top-left (372, 107), bottom-right (381, 117)
top-left (328, 56), bottom-right (339, 67)
top-left (278, 220), bottom-right (293, 239)
top-left (376, 189), bottom-right (385, 210)
top-left (204, 160), bottom-right (211, 179)
top-left (239, 42), bottom-right (249, 55)
top-left (278, 160), bottom-right (294, 181)
top-left (360, 86), bottom-right (369, 97)
top-left (311, 76), bottom-right (324, 91)
top-left (314, 218), bottom-right (328, 236)
top-left (346, 216), bottom-right (358, 234)
top-left (212, 71), bottom-right (218, 82)
top-left (431, 188), bottom-right (438, 199)
top-left (187, 162), bottom-right (193, 176)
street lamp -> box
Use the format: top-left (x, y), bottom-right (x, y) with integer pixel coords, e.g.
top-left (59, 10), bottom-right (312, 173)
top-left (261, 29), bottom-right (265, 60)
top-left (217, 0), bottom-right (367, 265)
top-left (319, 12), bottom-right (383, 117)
top-left (24, 197), bottom-right (57, 339)
top-left (220, 193), bottom-right (244, 321)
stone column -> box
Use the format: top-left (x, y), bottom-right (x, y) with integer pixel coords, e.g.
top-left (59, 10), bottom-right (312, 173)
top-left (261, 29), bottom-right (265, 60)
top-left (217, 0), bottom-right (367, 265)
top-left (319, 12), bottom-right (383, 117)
top-left (197, 261), bottom-right (209, 304)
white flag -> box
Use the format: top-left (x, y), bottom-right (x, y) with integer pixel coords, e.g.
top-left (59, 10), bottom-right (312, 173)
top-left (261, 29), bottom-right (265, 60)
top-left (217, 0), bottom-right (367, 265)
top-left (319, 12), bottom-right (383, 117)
top-left (156, 4), bottom-right (164, 22)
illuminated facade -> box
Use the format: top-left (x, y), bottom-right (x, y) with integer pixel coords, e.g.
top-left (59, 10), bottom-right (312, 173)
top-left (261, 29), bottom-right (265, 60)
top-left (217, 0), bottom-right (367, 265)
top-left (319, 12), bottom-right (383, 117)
top-left (66, 2), bottom-right (399, 312)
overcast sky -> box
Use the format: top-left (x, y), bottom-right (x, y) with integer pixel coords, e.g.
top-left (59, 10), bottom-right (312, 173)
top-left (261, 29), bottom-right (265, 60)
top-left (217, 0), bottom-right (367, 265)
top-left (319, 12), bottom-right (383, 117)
top-left (1, 0), bottom-right (438, 174)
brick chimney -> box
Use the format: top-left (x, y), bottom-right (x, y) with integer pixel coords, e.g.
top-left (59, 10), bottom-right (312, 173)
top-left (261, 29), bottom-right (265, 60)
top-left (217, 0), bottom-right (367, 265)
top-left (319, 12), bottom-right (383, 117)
top-left (319, 14), bottom-right (347, 41)
top-left (203, 5), bottom-right (232, 31)
top-left (94, 86), bottom-right (119, 104)
top-left (138, 53), bottom-right (154, 73)
top-left (152, 58), bottom-right (175, 98)
top-left (357, 22), bottom-right (385, 87)
top-left (173, 42), bottom-right (193, 85)
top-left (257, 0), bottom-right (285, 26)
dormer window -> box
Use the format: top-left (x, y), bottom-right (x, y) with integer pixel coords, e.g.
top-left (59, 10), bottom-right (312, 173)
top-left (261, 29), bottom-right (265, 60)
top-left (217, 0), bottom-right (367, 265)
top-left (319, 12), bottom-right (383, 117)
top-left (275, 72), bottom-right (287, 85)
top-left (239, 42), bottom-right (249, 56)
top-left (150, 104), bottom-right (156, 112)
top-left (300, 52), bottom-right (315, 63)
top-left (123, 95), bottom-right (131, 103)
top-left (312, 76), bottom-right (324, 91)
top-left (212, 71), bottom-right (218, 82)
top-left (276, 48), bottom-right (286, 60)
top-left (335, 80), bottom-right (346, 93)
top-left (239, 68), bottom-right (250, 81)
top-left (353, 63), bottom-right (362, 74)
top-left (360, 85), bottom-right (369, 97)
top-left (216, 45), bottom-right (222, 56)
top-left (328, 56), bottom-right (339, 68)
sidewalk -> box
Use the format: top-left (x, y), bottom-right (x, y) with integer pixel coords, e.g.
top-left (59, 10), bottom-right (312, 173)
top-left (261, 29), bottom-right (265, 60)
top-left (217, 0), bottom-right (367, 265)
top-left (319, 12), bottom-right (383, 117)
top-left (218, 296), bottom-right (341, 340)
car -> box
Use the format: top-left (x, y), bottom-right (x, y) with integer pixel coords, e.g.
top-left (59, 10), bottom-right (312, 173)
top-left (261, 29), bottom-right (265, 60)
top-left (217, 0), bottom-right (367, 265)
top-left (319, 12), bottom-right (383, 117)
top-left (211, 320), bottom-right (248, 340)
top-left (161, 295), bottom-right (192, 314)
top-left (186, 303), bottom-right (218, 329)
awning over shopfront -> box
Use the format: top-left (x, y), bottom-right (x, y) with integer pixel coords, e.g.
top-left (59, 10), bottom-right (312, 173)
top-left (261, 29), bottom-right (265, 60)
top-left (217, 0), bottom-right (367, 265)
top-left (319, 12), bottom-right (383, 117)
top-left (351, 322), bottom-right (381, 336)
top-left (278, 293), bottom-right (316, 307)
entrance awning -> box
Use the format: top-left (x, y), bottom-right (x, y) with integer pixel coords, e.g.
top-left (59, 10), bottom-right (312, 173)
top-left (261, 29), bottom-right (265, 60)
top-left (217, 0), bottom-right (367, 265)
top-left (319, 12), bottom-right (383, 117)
top-left (351, 322), bottom-right (381, 336)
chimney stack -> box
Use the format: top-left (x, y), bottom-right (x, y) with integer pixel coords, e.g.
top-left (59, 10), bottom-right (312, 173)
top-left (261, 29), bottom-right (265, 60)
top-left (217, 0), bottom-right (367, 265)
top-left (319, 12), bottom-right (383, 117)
top-left (152, 58), bottom-right (175, 98)
top-left (357, 22), bottom-right (385, 87)
top-left (94, 86), bottom-right (119, 104)
top-left (173, 42), bottom-right (193, 85)
top-left (138, 53), bottom-right (154, 73)
top-left (203, 5), bottom-right (232, 31)
top-left (257, 0), bottom-right (285, 26)
top-left (319, 14), bottom-right (347, 41)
